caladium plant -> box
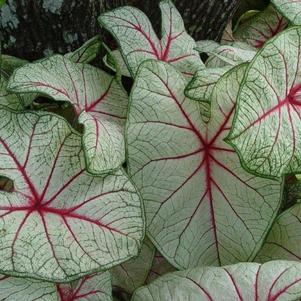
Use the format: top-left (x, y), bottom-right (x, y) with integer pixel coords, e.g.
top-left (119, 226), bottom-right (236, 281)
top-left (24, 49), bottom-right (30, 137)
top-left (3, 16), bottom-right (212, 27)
top-left (2, 0), bottom-right (301, 300)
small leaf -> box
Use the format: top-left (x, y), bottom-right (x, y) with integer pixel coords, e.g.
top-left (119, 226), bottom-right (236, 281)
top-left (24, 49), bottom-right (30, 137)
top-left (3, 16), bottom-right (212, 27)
top-left (111, 238), bottom-right (155, 294)
top-left (272, 0), bottom-right (301, 25)
top-left (57, 272), bottom-right (112, 301)
top-left (8, 55), bottom-right (127, 174)
top-left (227, 27), bottom-right (301, 178)
top-left (185, 66), bottom-right (231, 102)
top-left (146, 251), bottom-right (177, 284)
top-left (132, 261), bottom-right (301, 301)
top-left (98, 0), bottom-right (204, 77)
top-left (0, 109), bottom-right (143, 282)
top-left (256, 203), bottom-right (301, 263)
top-left (234, 5), bottom-right (288, 48)
top-left (0, 275), bottom-right (57, 301)
top-left (103, 49), bottom-right (131, 78)
top-left (65, 35), bottom-right (102, 64)
top-left (126, 60), bottom-right (281, 269)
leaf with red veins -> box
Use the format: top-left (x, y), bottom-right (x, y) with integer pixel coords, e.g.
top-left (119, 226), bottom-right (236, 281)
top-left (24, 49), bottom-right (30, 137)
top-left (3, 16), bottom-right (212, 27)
top-left (98, 0), bottom-right (204, 77)
top-left (126, 60), bottom-right (281, 269)
top-left (272, 0), bottom-right (301, 25)
top-left (0, 275), bottom-right (57, 301)
top-left (256, 202), bottom-right (301, 263)
top-left (227, 27), bottom-right (301, 178)
top-left (234, 5), bottom-right (288, 49)
top-left (7, 55), bottom-right (127, 174)
top-left (57, 272), bottom-right (112, 301)
top-left (132, 261), bottom-right (301, 301)
top-left (111, 238), bottom-right (155, 294)
top-left (0, 109), bottom-right (143, 282)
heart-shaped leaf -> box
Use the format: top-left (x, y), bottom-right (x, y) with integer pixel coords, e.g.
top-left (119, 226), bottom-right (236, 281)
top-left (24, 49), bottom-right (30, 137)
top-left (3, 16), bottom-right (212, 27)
top-left (0, 275), bottom-right (57, 301)
top-left (111, 238), bottom-right (155, 293)
top-left (57, 272), bottom-right (112, 301)
top-left (272, 0), bottom-right (301, 25)
top-left (65, 36), bottom-right (102, 64)
top-left (98, 0), bottom-right (204, 77)
top-left (227, 27), bottom-right (301, 178)
top-left (0, 109), bottom-right (143, 282)
top-left (7, 55), bottom-right (127, 174)
top-left (132, 261), bottom-right (301, 301)
top-left (126, 60), bottom-right (281, 269)
top-left (234, 5), bottom-right (288, 48)
top-left (0, 272), bottom-right (111, 301)
top-left (256, 202), bottom-right (301, 263)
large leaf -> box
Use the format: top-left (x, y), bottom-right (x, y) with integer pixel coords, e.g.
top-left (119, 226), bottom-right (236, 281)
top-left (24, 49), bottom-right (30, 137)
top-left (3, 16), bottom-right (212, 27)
top-left (227, 27), bottom-right (301, 178)
top-left (0, 109), bottom-right (143, 282)
top-left (234, 5), bottom-right (288, 48)
top-left (0, 275), bottom-right (57, 301)
top-left (57, 272), bottom-right (112, 300)
top-left (111, 238), bottom-right (155, 294)
top-left (126, 60), bottom-right (281, 269)
top-left (272, 0), bottom-right (301, 25)
top-left (98, 0), bottom-right (204, 77)
top-left (132, 261), bottom-right (301, 301)
top-left (0, 272), bottom-right (111, 301)
top-left (256, 202), bottom-right (301, 263)
top-left (7, 55), bottom-right (127, 174)
top-left (65, 36), bottom-right (102, 64)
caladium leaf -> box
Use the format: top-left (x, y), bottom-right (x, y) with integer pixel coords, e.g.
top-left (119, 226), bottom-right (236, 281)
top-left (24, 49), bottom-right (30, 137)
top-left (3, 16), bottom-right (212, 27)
top-left (0, 109), bottom-right (143, 282)
top-left (111, 238), bottom-right (155, 293)
top-left (227, 27), bottom-right (301, 178)
top-left (146, 252), bottom-right (176, 284)
top-left (195, 40), bottom-right (220, 54)
top-left (65, 35), bottom-right (102, 64)
top-left (234, 5), bottom-right (288, 48)
top-left (126, 60), bottom-right (281, 269)
top-left (256, 202), bottom-right (301, 263)
top-left (272, 0), bottom-right (301, 25)
top-left (103, 50), bottom-right (131, 78)
top-left (185, 66), bottom-right (231, 102)
top-left (132, 260), bottom-right (301, 301)
top-left (98, 0), bottom-right (204, 77)
top-left (0, 54), bottom-right (28, 74)
top-left (7, 55), bottom-right (127, 174)
top-left (57, 272), bottom-right (112, 301)
top-left (0, 275), bottom-right (57, 300)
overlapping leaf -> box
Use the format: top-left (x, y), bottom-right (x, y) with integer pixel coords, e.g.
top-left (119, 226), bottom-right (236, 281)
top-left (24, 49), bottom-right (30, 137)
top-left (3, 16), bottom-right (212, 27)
top-left (0, 272), bottom-right (111, 301)
top-left (65, 35), bottom-right (102, 64)
top-left (57, 272), bottom-right (112, 300)
top-left (98, 0), bottom-right (204, 77)
top-left (7, 55), bottom-right (127, 174)
top-left (111, 238), bottom-right (155, 293)
top-left (126, 60), bottom-right (281, 269)
top-left (0, 109), bottom-right (143, 282)
top-left (132, 261), bottom-right (301, 301)
top-left (257, 202), bottom-right (301, 263)
top-left (272, 0), bottom-right (301, 25)
top-left (227, 27), bottom-right (301, 178)
top-left (234, 5), bottom-right (288, 48)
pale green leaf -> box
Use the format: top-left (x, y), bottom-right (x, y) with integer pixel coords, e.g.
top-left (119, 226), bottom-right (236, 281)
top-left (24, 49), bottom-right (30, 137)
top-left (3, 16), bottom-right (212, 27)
top-left (111, 238), bottom-right (155, 294)
top-left (126, 60), bottom-right (281, 269)
top-left (132, 261), bottom-right (301, 301)
top-left (103, 49), bottom-right (131, 78)
top-left (99, 0), bottom-right (204, 77)
top-left (227, 27), bottom-right (301, 178)
top-left (272, 0), bottom-right (301, 25)
top-left (234, 5), bottom-right (288, 48)
top-left (0, 109), bottom-right (143, 282)
top-left (256, 203), bottom-right (301, 263)
top-left (7, 55), bottom-right (127, 174)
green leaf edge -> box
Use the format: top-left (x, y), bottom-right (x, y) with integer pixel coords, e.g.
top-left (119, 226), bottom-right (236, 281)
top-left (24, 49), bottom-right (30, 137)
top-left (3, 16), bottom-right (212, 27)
top-left (225, 25), bottom-right (301, 180)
